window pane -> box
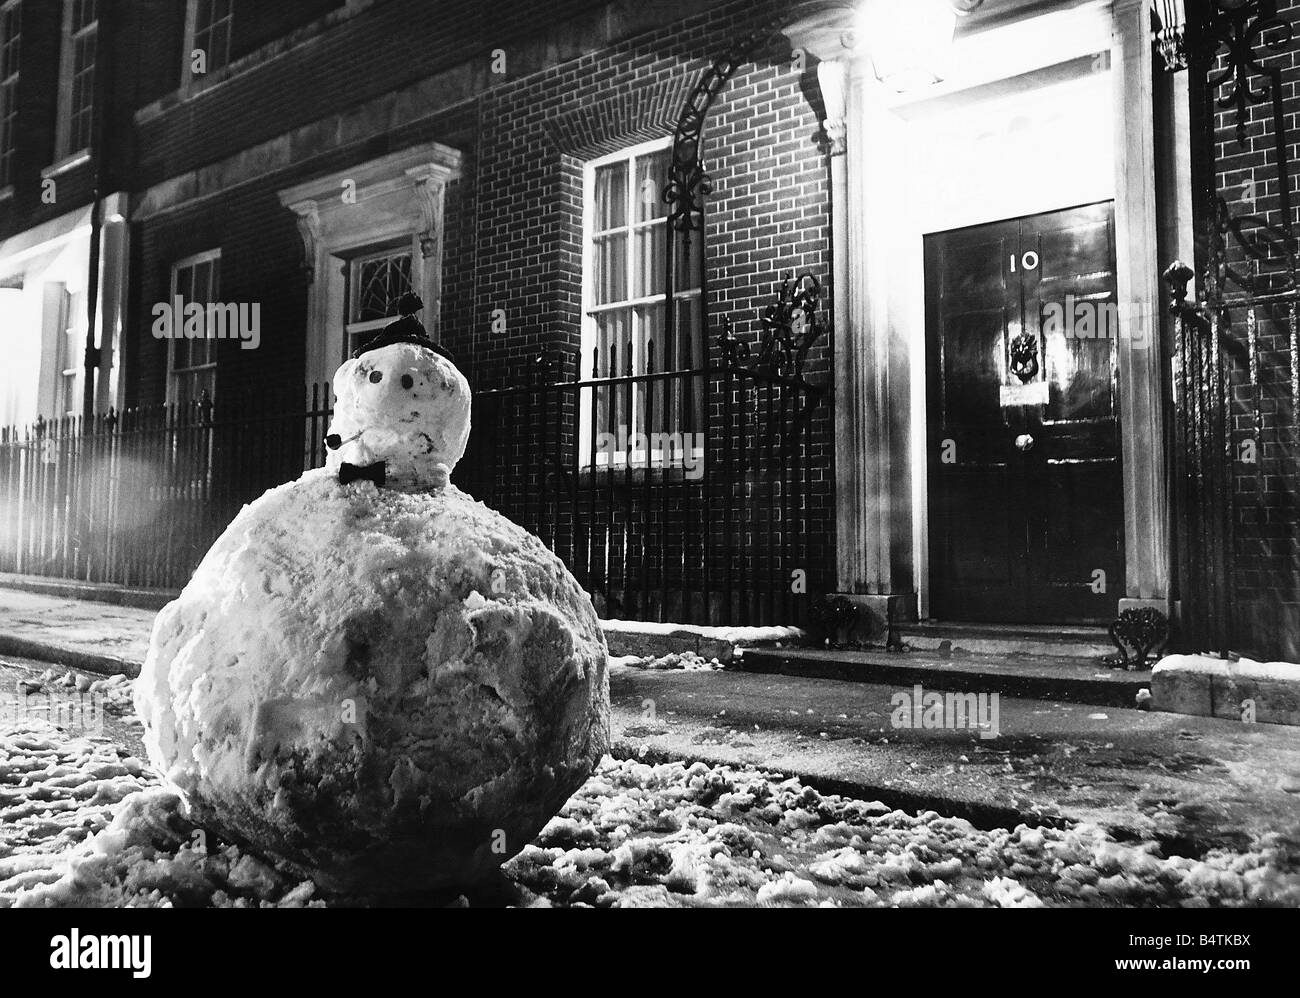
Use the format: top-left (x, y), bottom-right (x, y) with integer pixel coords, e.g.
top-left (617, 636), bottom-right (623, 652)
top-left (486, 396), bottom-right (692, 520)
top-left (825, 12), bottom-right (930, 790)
top-left (636, 303), bottom-right (663, 372)
top-left (0, 73), bottom-right (15, 186)
top-left (594, 308), bottom-right (628, 377)
top-left (634, 223), bottom-right (665, 298)
top-left (594, 162), bottom-right (626, 231)
top-left (635, 149), bottom-right (669, 223)
top-left (177, 367), bottom-right (213, 404)
top-left (636, 304), bottom-right (665, 436)
top-left (593, 308), bottom-right (629, 444)
top-left (191, 319), bottom-right (214, 367)
top-left (193, 260), bottom-right (212, 304)
top-left (0, 5), bottom-right (20, 79)
top-left (352, 252), bottom-right (413, 323)
top-left (174, 264), bottom-right (193, 305)
top-left (209, 22), bottom-right (229, 69)
top-left (593, 234), bottom-right (626, 305)
top-left (195, 0), bottom-right (232, 70)
top-left (74, 0), bottom-right (96, 32)
top-left (74, 30), bottom-right (94, 73)
top-left (68, 21), bottom-right (97, 153)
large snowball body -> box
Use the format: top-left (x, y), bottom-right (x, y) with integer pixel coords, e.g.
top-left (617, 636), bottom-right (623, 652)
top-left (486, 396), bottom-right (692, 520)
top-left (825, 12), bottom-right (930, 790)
top-left (134, 469), bottom-right (610, 896)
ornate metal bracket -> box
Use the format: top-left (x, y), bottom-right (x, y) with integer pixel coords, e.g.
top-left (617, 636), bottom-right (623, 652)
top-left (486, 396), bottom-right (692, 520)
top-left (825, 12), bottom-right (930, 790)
top-left (809, 593), bottom-right (861, 648)
top-left (663, 10), bottom-right (800, 235)
top-left (1204, 0), bottom-right (1292, 145)
top-left (1187, 1), bottom-right (1299, 295)
top-left (718, 272), bottom-right (829, 397)
top-left (1103, 607), bottom-right (1171, 670)
top-left (662, 0), bottom-right (862, 234)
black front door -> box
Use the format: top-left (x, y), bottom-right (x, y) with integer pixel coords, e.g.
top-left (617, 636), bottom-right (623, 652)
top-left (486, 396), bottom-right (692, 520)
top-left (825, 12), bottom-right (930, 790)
top-left (924, 201), bottom-right (1124, 623)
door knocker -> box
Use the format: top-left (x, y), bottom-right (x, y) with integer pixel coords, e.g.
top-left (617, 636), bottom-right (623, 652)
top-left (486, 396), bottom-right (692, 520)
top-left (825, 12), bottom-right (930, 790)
top-left (1009, 333), bottom-right (1039, 383)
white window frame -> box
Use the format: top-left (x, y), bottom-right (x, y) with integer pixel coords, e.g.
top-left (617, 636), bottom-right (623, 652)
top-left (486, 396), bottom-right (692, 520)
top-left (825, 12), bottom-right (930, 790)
top-left (181, 0), bottom-right (232, 88)
top-left (166, 248), bottom-right (221, 406)
top-left (0, 0), bottom-right (21, 195)
top-left (344, 243), bottom-right (415, 360)
top-left (579, 136), bottom-right (703, 471)
top-left (53, 0), bottom-right (96, 164)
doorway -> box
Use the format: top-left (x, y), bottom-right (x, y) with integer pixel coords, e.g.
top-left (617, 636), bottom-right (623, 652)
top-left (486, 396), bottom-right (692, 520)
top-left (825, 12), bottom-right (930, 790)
top-left (923, 201), bottom-right (1124, 623)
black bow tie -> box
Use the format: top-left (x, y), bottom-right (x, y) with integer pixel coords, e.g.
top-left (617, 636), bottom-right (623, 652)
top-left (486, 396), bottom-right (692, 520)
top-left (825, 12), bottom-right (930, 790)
top-left (339, 461), bottom-right (386, 487)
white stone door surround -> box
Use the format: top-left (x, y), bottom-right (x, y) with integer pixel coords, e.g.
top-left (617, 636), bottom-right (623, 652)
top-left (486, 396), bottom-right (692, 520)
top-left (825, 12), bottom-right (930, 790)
top-left (788, 0), bottom-right (1169, 624)
top-left (278, 142), bottom-right (462, 390)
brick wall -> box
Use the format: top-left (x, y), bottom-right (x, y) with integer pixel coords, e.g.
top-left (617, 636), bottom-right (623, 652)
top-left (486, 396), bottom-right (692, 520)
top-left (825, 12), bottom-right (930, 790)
top-left (127, 0), bottom-right (837, 618)
top-left (1194, 0), bottom-right (1300, 659)
top-left (132, 0), bottom-right (613, 187)
top-left (459, 0), bottom-right (836, 616)
top-left (129, 99), bottom-right (481, 406)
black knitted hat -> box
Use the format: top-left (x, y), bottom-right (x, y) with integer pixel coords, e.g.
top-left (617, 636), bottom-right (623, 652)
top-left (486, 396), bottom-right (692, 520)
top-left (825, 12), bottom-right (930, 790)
top-left (353, 292), bottom-right (455, 363)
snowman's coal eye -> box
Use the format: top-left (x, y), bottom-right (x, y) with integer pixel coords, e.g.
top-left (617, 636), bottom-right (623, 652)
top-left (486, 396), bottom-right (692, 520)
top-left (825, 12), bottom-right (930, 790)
top-left (400, 374), bottom-right (414, 389)
top-left (368, 370), bottom-right (383, 384)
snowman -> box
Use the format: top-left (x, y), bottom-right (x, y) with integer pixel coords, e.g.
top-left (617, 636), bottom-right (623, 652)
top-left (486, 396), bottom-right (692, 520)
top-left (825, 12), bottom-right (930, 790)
top-left (135, 294), bottom-right (609, 898)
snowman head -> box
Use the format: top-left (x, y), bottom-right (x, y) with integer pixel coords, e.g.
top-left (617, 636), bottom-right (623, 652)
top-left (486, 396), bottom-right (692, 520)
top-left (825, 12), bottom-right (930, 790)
top-left (325, 295), bottom-right (471, 491)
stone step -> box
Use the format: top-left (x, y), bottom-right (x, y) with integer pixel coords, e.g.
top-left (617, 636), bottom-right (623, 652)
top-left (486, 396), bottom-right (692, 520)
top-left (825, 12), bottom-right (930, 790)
top-left (893, 620), bottom-right (1116, 660)
top-left (737, 646), bottom-right (1149, 708)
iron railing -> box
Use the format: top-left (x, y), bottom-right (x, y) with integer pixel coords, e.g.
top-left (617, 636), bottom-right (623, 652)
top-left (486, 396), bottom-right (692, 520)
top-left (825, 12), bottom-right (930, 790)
top-left (459, 347), bottom-right (830, 627)
top-left (1165, 269), bottom-right (1300, 662)
top-left (0, 387), bottom-right (333, 590)
top-left (0, 354), bottom-right (831, 625)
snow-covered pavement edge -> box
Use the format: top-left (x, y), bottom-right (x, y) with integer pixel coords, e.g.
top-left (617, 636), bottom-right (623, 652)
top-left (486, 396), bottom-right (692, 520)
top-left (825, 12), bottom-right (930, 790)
top-left (3, 712), bottom-right (1299, 907)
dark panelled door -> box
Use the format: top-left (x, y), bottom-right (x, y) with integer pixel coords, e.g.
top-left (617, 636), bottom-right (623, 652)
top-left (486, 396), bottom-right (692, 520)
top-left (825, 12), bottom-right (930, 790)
top-left (924, 201), bottom-right (1124, 623)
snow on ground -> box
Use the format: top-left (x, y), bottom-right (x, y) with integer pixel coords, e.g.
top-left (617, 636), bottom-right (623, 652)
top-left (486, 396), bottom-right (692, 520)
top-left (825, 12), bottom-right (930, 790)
top-left (1154, 654), bottom-right (1300, 682)
top-left (0, 720), bottom-right (150, 865)
top-left (504, 759), bottom-right (1300, 907)
top-left (0, 720), bottom-right (321, 908)
top-left (601, 619), bottom-right (804, 644)
top-left (3, 712), bottom-right (1299, 907)
top-left (613, 651), bottom-right (724, 671)
top-left (26, 670), bottom-right (138, 712)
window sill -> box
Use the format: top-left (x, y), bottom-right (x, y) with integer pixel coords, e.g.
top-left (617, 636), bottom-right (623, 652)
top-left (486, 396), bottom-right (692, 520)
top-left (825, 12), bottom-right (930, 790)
top-left (42, 150), bottom-right (91, 180)
top-left (0, 184), bottom-right (13, 202)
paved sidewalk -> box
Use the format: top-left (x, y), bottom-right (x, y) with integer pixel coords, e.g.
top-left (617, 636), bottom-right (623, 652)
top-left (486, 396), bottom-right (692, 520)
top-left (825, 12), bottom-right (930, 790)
top-left (611, 666), bottom-right (1300, 849)
top-left (2, 585), bottom-right (1300, 852)
top-left (0, 588), bottom-right (155, 674)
